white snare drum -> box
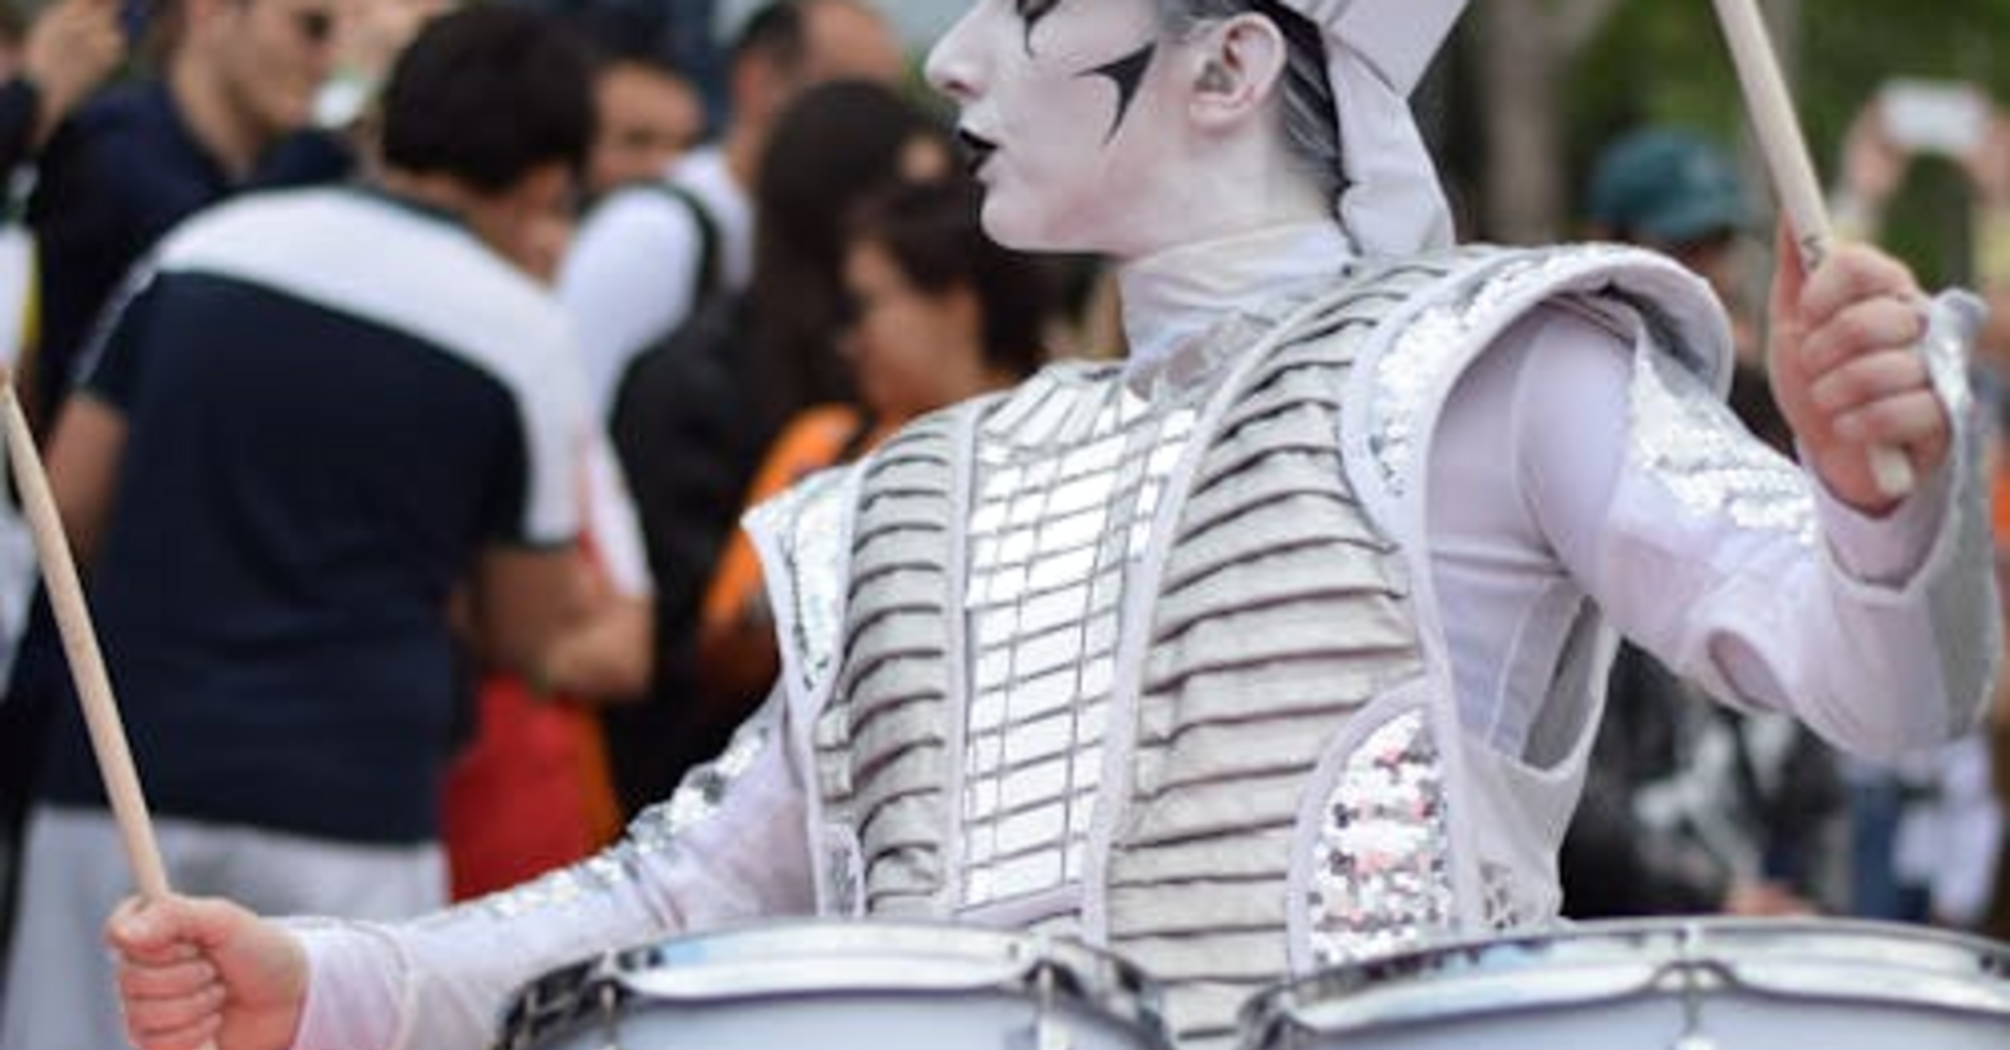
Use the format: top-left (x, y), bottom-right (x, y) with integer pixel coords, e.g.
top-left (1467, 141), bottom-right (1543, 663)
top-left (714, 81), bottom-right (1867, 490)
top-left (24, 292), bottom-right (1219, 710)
top-left (1241, 919), bottom-right (2010, 1049)
top-left (496, 920), bottom-right (1173, 1050)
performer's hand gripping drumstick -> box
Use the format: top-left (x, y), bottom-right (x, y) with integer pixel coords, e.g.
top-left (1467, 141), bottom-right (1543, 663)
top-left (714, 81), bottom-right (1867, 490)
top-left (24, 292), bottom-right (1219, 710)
top-left (1710, 0), bottom-right (1917, 499)
top-left (0, 379), bottom-right (224, 1050)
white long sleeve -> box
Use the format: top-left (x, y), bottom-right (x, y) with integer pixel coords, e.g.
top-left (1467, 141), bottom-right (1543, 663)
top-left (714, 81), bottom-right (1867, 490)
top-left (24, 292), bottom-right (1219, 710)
top-left (288, 698), bottom-right (815, 1050)
top-left (1429, 303), bottom-right (1989, 760)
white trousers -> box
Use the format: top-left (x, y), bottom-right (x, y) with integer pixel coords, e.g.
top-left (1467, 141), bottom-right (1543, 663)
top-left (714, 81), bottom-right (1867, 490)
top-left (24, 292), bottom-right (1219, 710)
top-left (0, 806), bottom-right (444, 1050)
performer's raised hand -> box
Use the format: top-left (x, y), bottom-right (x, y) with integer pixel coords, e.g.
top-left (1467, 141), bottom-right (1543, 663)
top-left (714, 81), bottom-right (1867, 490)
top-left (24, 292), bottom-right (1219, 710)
top-left (1765, 227), bottom-right (1949, 514)
top-left (106, 894), bottom-right (308, 1050)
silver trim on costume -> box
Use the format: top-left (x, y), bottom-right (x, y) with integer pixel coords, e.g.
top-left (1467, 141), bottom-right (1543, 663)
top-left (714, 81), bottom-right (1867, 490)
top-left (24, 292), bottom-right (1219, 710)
top-left (436, 716), bottom-right (774, 923)
top-left (744, 468), bottom-right (856, 697)
top-left (1918, 289), bottom-right (2003, 740)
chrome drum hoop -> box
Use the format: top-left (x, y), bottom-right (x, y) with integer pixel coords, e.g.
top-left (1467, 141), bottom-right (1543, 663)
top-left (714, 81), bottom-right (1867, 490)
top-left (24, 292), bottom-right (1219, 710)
top-left (496, 919), bottom-right (1175, 1050)
top-left (1239, 918), bottom-right (2010, 1050)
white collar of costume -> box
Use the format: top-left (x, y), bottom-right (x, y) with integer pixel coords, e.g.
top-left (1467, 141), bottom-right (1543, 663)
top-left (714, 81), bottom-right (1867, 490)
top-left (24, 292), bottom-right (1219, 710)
top-left (1120, 220), bottom-right (1355, 392)
top-left (1277, 0), bottom-right (1467, 258)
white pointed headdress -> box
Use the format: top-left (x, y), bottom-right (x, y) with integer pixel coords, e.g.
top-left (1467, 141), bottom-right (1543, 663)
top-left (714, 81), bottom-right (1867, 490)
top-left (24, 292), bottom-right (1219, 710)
top-left (1273, 0), bottom-right (1468, 256)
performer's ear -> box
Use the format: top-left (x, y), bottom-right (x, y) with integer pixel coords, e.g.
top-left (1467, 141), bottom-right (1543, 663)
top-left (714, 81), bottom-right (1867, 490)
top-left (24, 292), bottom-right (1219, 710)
top-left (1188, 13), bottom-right (1286, 127)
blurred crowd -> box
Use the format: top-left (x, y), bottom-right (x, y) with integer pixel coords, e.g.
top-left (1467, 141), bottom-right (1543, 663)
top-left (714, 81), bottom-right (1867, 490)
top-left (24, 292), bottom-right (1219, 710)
top-left (0, 0), bottom-right (1999, 1043)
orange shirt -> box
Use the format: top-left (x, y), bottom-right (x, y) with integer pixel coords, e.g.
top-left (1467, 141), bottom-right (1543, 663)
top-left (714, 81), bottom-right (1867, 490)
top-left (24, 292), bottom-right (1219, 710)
top-left (701, 405), bottom-right (878, 633)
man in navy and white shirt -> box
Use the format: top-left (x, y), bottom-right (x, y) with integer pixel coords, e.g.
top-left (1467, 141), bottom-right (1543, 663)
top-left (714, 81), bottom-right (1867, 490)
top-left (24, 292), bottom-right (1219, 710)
top-left (0, 10), bottom-right (598, 1050)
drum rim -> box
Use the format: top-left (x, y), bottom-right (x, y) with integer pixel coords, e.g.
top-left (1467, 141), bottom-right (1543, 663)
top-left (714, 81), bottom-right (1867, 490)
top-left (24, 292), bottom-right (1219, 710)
top-left (1238, 917), bottom-right (2010, 1048)
top-left (495, 918), bottom-right (1175, 1050)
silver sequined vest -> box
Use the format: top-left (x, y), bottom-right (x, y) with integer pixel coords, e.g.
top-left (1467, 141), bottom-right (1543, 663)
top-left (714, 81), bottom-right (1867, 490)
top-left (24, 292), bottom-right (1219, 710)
top-left (753, 245), bottom-right (1738, 1047)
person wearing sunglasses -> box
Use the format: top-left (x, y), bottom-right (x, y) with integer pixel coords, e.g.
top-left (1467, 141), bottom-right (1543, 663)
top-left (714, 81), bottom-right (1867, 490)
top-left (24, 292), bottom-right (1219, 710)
top-left (17, 0), bottom-right (352, 436)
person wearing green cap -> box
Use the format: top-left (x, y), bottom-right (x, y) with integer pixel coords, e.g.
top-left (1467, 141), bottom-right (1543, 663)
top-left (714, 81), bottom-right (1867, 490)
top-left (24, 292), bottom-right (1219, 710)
top-left (1587, 128), bottom-right (1762, 362)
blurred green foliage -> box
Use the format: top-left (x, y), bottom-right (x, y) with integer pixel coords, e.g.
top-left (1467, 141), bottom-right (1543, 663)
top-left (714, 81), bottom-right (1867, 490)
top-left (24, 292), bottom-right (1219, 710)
top-left (1565, 0), bottom-right (2010, 285)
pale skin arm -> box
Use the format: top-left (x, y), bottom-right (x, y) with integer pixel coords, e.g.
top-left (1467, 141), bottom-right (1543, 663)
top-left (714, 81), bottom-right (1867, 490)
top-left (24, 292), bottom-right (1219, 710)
top-left (107, 896), bottom-right (308, 1050)
top-left (453, 553), bottom-right (650, 703)
top-left (1834, 99), bottom-right (1912, 239)
top-left (1956, 103), bottom-right (2010, 211)
top-left (1765, 228), bottom-right (1948, 516)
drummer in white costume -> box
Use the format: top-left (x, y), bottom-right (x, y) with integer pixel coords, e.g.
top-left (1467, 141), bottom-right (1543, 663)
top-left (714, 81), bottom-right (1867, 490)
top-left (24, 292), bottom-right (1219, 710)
top-left (109, 1), bottom-right (1999, 1048)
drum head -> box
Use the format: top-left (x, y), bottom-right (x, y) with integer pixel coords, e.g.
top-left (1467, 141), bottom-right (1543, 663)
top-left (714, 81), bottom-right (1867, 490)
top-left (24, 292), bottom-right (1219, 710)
top-left (497, 919), bottom-right (1172, 1050)
top-left (1242, 918), bottom-right (2010, 1050)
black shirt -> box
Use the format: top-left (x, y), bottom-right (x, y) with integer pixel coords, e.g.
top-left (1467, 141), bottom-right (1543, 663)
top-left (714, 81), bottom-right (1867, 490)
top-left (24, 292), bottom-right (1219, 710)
top-left (26, 80), bottom-right (350, 418)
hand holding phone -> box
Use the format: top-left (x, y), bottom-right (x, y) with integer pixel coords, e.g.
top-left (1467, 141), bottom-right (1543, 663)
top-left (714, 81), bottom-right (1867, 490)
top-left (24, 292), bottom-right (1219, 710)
top-left (1880, 78), bottom-right (1988, 157)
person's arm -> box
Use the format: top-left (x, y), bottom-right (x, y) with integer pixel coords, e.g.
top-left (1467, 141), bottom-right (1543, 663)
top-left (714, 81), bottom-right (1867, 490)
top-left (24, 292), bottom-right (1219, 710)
top-left (44, 391), bottom-right (124, 564)
top-left (463, 541), bottom-right (588, 677)
top-left (1832, 98), bottom-right (1912, 244)
top-left (536, 434), bottom-right (655, 702)
top-left (1962, 106), bottom-right (2010, 362)
top-left (17, 0), bottom-right (123, 156)
top-left (41, 256), bottom-right (162, 563)
top-left (536, 590), bottom-right (652, 701)
top-left (109, 686), bottom-right (816, 1050)
top-left (1444, 285), bottom-right (1990, 761)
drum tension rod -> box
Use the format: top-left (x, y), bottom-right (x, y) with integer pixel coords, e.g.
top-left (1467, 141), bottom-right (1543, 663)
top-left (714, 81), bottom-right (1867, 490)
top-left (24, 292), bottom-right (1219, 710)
top-left (1033, 961), bottom-right (1074, 1050)
top-left (596, 977), bottom-right (624, 1050)
top-left (1667, 923), bottom-right (1723, 1050)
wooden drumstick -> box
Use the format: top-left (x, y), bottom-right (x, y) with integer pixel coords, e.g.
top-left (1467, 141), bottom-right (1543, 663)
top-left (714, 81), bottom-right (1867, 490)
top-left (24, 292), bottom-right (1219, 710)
top-left (0, 384), bottom-right (217, 1049)
top-left (0, 385), bottom-right (174, 897)
top-left (1711, 0), bottom-right (1916, 499)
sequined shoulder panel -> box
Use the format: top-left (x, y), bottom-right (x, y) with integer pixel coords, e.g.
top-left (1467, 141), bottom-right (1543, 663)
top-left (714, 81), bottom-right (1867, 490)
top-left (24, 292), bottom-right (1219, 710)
top-left (1351, 244), bottom-right (1731, 520)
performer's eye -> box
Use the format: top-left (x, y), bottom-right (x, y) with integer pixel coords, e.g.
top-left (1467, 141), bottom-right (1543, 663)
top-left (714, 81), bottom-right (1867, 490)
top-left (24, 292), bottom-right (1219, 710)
top-left (1016, 0), bottom-right (1061, 29)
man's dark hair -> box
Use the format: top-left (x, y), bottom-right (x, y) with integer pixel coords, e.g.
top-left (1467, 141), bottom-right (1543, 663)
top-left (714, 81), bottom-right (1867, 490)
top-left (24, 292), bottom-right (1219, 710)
top-left (729, 0), bottom-right (816, 73)
top-left (380, 5), bottom-right (597, 194)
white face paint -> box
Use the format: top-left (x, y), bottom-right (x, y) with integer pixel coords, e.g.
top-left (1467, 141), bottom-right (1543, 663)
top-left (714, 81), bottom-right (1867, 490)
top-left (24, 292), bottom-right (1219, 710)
top-left (925, 0), bottom-right (1190, 255)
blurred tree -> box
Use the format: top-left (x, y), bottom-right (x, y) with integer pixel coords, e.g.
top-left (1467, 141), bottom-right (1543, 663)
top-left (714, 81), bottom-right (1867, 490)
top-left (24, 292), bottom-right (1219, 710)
top-left (1467, 0), bottom-right (1624, 244)
top-left (1506, 0), bottom-right (2010, 283)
